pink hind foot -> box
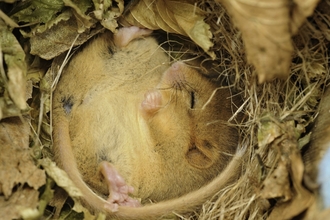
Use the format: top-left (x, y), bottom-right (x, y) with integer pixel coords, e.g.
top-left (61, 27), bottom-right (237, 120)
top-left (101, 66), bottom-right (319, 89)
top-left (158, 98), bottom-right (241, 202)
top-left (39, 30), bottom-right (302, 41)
top-left (99, 161), bottom-right (141, 211)
top-left (114, 26), bottom-right (152, 47)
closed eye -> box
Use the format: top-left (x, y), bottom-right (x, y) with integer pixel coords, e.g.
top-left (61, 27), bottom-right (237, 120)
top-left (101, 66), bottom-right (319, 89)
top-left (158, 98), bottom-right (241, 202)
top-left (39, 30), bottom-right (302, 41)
top-left (190, 91), bottom-right (195, 109)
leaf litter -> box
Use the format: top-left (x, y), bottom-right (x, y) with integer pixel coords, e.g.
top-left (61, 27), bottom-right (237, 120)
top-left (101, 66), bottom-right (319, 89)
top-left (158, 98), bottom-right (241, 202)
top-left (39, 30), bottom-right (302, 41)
top-left (0, 0), bottom-right (329, 219)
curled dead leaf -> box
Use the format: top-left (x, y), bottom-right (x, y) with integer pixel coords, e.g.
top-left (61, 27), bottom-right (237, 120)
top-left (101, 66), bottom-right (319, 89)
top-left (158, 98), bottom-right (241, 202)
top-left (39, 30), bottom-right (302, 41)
top-left (63, 0), bottom-right (95, 33)
top-left (29, 17), bottom-right (104, 60)
top-left (0, 20), bottom-right (27, 118)
top-left (257, 116), bottom-right (283, 148)
top-left (41, 158), bottom-right (99, 219)
top-left (260, 159), bottom-right (292, 202)
top-left (290, 0), bottom-right (321, 34)
top-left (218, 0), bottom-right (292, 83)
top-left (10, 0), bottom-right (64, 26)
top-left (217, 0), bottom-right (320, 83)
top-left (121, 0), bottom-right (215, 58)
top-left (11, 0), bottom-right (123, 60)
top-left (40, 158), bottom-right (82, 199)
top-left (262, 129), bottom-right (314, 219)
top-left (7, 64), bottom-right (26, 110)
top-left (0, 117), bottom-right (46, 220)
top-left (93, 0), bottom-right (124, 32)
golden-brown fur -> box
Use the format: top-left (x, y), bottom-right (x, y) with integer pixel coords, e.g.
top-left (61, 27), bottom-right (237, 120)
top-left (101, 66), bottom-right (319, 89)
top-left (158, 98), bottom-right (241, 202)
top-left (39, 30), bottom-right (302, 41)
top-left (52, 27), bottom-right (243, 219)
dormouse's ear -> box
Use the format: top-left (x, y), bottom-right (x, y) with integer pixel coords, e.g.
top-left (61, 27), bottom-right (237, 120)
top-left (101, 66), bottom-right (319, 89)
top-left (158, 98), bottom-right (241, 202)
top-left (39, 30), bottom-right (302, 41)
top-left (114, 26), bottom-right (152, 47)
top-left (185, 141), bottom-right (218, 169)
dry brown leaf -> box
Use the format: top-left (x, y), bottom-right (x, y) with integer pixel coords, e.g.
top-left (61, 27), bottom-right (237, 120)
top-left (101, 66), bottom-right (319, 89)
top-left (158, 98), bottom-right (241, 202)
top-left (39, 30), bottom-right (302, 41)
top-left (258, 117), bottom-right (283, 148)
top-left (219, 0), bottom-right (292, 83)
top-left (291, 0), bottom-right (321, 34)
top-left (217, 0), bottom-right (320, 83)
top-left (267, 137), bottom-right (314, 219)
top-left (171, 1), bottom-right (214, 57)
top-left (304, 205), bottom-right (330, 220)
top-left (48, 187), bottom-right (69, 219)
top-left (260, 159), bottom-right (292, 202)
top-left (41, 158), bottom-right (100, 219)
top-left (0, 117), bottom-right (46, 219)
top-left (6, 65), bottom-right (27, 110)
top-left (29, 17), bottom-right (104, 60)
top-left (124, 0), bottom-right (160, 30)
top-left (317, 208), bottom-right (330, 220)
top-left (0, 117), bottom-right (46, 197)
top-left (0, 19), bottom-right (27, 117)
top-left (40, 158), bottom-right (82, 199)
top-left (0, 187), bottom-right (39, 220)
top-left (63, 0), bottom-right (95, 33)
top-left (156, 1), bottom-right (182, 33)
top-left (121, 0), bottom-right (214, 58)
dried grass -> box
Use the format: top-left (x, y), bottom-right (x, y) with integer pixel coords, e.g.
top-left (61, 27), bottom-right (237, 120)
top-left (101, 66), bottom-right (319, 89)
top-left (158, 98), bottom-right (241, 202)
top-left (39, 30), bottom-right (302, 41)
top-left (179, 1), bottom-right (330, 219)
top-left (5, 0), bottom-right (327, 219)
top-left (37, 1), bottom-right (328, 219)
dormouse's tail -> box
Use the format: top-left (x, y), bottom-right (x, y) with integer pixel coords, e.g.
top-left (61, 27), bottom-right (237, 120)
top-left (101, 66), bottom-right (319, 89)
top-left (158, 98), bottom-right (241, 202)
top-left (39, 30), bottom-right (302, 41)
top-left (52, 113), bottom-right (111, 214)
top-left (53, 112), bottom-right (245, 219)
top-left (116, 146), bottom-right (245, 219)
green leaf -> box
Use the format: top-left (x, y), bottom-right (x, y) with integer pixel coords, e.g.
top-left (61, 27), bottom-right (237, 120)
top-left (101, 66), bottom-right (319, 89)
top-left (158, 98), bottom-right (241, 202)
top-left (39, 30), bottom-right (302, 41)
top-left (11, 0), bottom-right (64, 24)
top-left (63, 0), bottom-right (94, 33)
top-left (0, 19), bottom-right (27, 119)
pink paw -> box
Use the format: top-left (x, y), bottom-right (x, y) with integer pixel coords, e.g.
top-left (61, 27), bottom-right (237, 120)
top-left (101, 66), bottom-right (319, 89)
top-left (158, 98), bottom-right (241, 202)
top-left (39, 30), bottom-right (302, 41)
top-left (99, 162), bottom-right (141, 211)
top-left (141, 89), bottom-right (163, 115)
top-left (114, 26), bottom-right (152, 47)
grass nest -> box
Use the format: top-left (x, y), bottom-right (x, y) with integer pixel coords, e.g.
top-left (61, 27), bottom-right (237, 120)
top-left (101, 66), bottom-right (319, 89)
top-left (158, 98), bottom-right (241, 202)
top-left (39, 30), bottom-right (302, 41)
top-left (0, 0), bottom-right (329, 219)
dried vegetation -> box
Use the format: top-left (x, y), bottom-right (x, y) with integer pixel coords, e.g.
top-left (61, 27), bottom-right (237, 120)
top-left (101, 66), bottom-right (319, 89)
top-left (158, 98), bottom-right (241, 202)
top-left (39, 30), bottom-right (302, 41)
top-left (0, 0), bottom-right (329, 219)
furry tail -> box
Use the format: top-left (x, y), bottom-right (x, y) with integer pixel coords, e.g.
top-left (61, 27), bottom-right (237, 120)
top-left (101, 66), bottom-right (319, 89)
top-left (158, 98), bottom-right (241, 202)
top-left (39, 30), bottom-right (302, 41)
top-left (52, 113), bottom-right (112, 214)
top-left (115, 145), bottom-right (246, 219)
top-left (53, 111), bottom-right (245, 219)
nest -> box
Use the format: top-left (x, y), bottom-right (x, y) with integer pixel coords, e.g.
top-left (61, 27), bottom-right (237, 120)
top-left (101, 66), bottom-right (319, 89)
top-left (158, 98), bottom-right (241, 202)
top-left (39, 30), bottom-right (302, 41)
top-left (0, 0), bottom-right (329, 219)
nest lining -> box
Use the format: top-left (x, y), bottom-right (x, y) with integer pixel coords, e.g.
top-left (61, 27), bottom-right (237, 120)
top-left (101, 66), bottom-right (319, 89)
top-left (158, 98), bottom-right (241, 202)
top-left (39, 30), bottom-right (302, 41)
top-left (0, 0), bottom-right (329, 219)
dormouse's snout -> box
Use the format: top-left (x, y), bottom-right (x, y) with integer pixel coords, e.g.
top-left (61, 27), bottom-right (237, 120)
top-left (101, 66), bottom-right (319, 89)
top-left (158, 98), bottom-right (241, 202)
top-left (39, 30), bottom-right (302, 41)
top-left (161, 62), bottom-right (188, 88)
